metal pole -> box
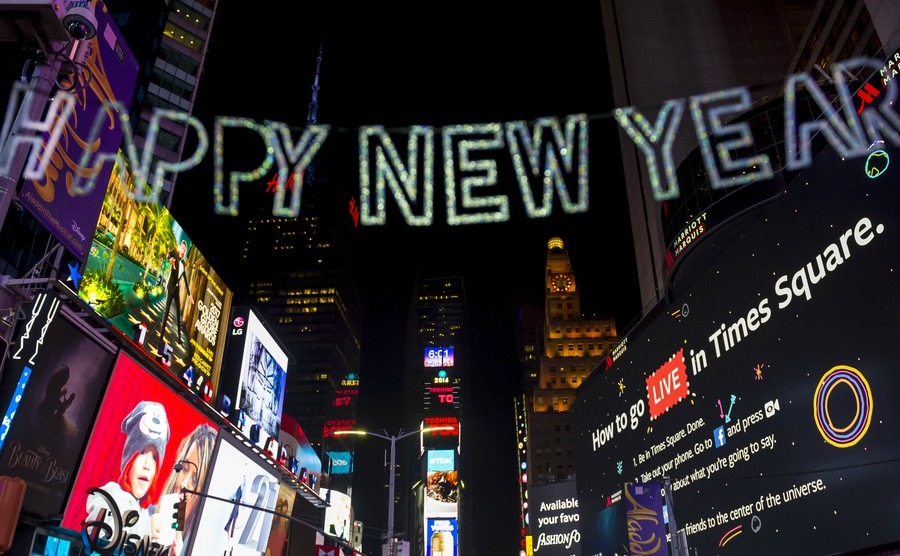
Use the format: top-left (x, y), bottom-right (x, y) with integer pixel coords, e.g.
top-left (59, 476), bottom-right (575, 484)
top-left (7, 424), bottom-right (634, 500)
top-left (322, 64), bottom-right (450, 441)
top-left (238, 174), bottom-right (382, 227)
top-left (0, 52), bottom-right (64, 235)
top-left (387, 434), bottom-right (397, 556)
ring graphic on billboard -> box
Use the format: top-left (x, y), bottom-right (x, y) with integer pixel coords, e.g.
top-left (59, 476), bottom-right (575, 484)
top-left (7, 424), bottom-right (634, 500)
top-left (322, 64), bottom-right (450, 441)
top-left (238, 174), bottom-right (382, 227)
top-left (813, 365), bottom-right (873, 448)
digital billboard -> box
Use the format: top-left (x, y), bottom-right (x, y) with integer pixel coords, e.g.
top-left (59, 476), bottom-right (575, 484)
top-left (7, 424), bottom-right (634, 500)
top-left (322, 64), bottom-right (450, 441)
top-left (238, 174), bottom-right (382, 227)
top-left (327, 451), bottom-right (352, 475)
top-left (77, 171), bottom-right (232, 402)
top-left (0, 292), bottom-right (115, 517)
top-left (572, 143), bottom-right (900, 556)
top-left (279, 413), bottom-right (321, 487)
top-left (217, 308), bottom-right (287, 453)
top-left (424, 449), bottom-right (458, 517)
top-left (423, 369), bottom-right (461, 413)
top-left (62, 352), bottom-right (219, 555)
top-left (185, 432), bottom-right (280, 556)
top-left (18, 1), bottom-right (139, 261)
top-left (530, 480), bottom-right (581, 556)
top-left (264, 484), bottom-right (296, 556)
top-left (424, 347), bottom-right (454, 368)
top-left (321, 488), bottom-right (352, 541)
top-left (426, 517), bottom-right (458, 556)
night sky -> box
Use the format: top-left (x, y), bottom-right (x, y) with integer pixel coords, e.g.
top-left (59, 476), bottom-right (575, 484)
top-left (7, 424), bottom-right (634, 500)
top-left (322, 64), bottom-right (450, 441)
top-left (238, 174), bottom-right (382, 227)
top-left (172, 7), bottom-right (642, 554)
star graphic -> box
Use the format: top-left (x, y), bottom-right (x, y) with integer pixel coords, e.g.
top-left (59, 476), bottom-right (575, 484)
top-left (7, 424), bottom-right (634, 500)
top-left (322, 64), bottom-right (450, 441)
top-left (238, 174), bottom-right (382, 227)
top-left (67, 263), bottom-right (82, 290)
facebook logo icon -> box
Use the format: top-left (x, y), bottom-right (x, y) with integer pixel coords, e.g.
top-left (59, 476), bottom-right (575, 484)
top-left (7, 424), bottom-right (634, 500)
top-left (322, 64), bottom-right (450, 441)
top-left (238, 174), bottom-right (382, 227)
top-left (714, 426), bottom-right (726, 448)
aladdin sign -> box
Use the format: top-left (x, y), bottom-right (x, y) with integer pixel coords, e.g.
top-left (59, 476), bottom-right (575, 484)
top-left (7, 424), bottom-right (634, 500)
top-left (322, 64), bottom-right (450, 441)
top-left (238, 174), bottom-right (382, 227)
top-left (2, 57), bottom-right (895, 225)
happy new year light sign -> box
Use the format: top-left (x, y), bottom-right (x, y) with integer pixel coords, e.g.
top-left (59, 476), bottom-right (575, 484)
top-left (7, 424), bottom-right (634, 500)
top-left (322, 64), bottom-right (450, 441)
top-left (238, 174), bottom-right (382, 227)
top-left (1, 56), bottom-right (896, 226)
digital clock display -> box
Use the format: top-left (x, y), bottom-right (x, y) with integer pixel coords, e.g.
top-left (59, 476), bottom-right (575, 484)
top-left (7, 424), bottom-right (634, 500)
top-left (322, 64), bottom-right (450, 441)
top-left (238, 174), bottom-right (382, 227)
top-left (424, 346), bottom-right (454, 368)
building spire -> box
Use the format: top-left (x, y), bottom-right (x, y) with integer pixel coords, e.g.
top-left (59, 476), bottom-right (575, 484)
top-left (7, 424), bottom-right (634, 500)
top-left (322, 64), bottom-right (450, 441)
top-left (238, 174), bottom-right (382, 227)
top-left (303, 35), bottom-right (324, 187)
top-left (307, 35), bottom-right (323, 127)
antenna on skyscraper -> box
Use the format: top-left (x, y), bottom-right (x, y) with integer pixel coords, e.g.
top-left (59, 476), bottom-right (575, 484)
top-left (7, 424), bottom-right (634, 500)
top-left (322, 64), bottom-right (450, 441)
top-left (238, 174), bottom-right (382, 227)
top-left (303, 35), bottom-right (324, 187)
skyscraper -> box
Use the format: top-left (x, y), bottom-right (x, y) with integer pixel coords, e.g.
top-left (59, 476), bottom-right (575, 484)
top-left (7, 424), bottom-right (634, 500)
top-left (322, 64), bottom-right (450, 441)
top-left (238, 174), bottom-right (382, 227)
top-left (403, 274), bottom-right (467, 556)
top-left (105, 0), bottom-right (219, 208)
top-left (516, 237), bottom-right (619, 544)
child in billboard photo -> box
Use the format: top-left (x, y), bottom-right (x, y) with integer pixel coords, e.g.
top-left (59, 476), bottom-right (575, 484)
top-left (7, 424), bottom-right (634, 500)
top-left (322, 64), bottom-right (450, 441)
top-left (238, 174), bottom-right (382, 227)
top-left (157, 240), bottom-right (193, 346)
top-left (150, 423), bottom-right (217, 555)
top-left (85, 401), bottom-right (170, 539)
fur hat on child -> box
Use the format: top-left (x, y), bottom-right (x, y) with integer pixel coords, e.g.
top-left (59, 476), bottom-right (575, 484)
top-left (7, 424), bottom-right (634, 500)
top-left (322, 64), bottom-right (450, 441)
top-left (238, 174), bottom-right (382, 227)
top-left (120, 401), bottom-right (169, 471)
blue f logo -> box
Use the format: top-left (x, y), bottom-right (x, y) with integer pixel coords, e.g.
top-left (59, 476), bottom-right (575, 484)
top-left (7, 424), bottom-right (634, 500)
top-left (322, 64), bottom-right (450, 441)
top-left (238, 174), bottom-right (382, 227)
top-left (714, 426), bottom-right (726, 448)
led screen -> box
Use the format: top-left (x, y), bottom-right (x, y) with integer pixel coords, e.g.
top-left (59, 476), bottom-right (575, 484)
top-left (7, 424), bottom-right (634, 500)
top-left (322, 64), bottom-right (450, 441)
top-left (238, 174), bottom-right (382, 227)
top-left (424, 449), bottom-right (458, 517)
top-left (61, 353), bottom-right (218, 555)
top-left (279, 413), bottom-right (320, 484)
top-left (264, 484), bottom-right (296, 556)
top-left (426, 517), bottom-right (458, 556)
top-left (327, 451), bottom-right (352, 475)
top-left (0, 293), bottom-right (115, 517)
top-left (217, 308), bottom-right (287, 453)
top-left (321, 488), bottom-right (352, 541)
top-left (530, 480), bottom-right (582, 556)
top-left (78, 178), bottom-right (232, 401)
top-left (572, 143), bottom-right (900, 556)
top-left (186, 432), bottom-right (280, 556)
top-left (424, 347), bottom-right (454, 368)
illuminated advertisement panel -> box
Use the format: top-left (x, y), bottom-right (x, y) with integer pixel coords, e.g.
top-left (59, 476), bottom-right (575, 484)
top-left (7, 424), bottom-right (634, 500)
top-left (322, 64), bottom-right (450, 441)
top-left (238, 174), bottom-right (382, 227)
top-left (216, 308), bottom-right (287, 454)
top-left (323, 418), bottom-right (356, 438)
top-left (321, 488), bottom-right (352, 541)
top-left (327, 451), bottom-right (353, 475)
top-left (422, 416), bottom-right (460, 454)
top-left (425, 517), bottom-right (458, 556)
top-left (530, 480), bottom-right (582, 556)
top-left (572, 144), bottom-right (900, 556)
top-left (278, 413), bottom-right (321, 487)
top-left (18, 1), bottom-right (139, 261)
top-left (424, 346), bottom-right (454, 368)
top-left (423, 369), bottom-right (461, 413)
top-left (186, 432), bottom-right (280, 556)
top-left (61, 353), bottom-right (219, 555)
top-left (424, 449), bottom-right (458, 517)
top-left (0, 293), bottom-right (115, 517)
top-left (264, 484), bottom-right (296, 556)
top-left (78, 174), bottom-right (232, 402)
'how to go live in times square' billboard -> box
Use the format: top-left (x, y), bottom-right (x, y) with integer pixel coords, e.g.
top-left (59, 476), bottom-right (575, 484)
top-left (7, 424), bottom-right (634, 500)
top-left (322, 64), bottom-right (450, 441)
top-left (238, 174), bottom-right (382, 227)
top-left (573, 141), bottom-right (900, 556)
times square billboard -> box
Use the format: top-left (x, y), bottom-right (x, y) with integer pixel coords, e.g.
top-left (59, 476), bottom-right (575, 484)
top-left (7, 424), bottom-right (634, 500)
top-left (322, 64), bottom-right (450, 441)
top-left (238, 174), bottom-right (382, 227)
top-left (62, 352), bottom-right (219, 555)
top-left (0, 292), bottom-right (116, 518)
top-left (17, 0), bottom-right (139, 261)
top-left (216, 308), bottom-right (288, 455)
top-left (77, 162), bottom-right (232, 402)
top-left (572, 142), bottom-right (900, 556)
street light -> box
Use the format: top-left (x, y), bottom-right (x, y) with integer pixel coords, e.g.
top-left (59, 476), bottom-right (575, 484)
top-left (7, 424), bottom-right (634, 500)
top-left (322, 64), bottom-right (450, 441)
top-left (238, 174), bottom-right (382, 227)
top-left (334, 425), bottom-right (453, 556)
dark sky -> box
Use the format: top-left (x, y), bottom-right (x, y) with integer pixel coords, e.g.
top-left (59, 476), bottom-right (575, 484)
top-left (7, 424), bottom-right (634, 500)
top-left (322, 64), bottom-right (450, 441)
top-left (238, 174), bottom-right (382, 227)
top-left (173, 7), bottom-right (642, 555)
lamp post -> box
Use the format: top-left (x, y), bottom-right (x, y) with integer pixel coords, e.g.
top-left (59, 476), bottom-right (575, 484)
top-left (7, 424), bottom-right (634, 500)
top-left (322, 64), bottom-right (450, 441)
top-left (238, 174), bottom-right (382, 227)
top-left (334, 425), bottom-right (452, 556)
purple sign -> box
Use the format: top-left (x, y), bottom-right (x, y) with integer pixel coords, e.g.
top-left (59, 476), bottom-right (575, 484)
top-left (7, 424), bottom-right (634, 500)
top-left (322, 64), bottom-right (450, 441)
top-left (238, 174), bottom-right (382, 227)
top-left (625, 482), bottom-right (670, 556)
top-left (19, 0), bottom-right (139, 260)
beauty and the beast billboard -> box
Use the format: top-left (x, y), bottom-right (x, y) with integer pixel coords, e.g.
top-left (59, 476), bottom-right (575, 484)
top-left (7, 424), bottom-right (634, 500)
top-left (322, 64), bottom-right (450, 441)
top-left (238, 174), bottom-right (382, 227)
top-left (77, 164), bottom-right (232, 402)
top-left (0, 292), bottom-right (116, 517)
top-left (572, 142), bottom-right (900, 556)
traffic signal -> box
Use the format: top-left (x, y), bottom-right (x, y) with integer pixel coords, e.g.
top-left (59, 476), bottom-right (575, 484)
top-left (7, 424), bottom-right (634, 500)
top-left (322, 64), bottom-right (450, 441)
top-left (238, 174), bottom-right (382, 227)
top-left (173, 498), bottom-right (187, 531)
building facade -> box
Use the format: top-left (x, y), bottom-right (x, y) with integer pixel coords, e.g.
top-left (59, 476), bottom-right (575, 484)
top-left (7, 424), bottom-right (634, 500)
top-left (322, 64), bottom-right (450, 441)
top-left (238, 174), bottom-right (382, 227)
top-left (602, 0), bottom-right (900, 317)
